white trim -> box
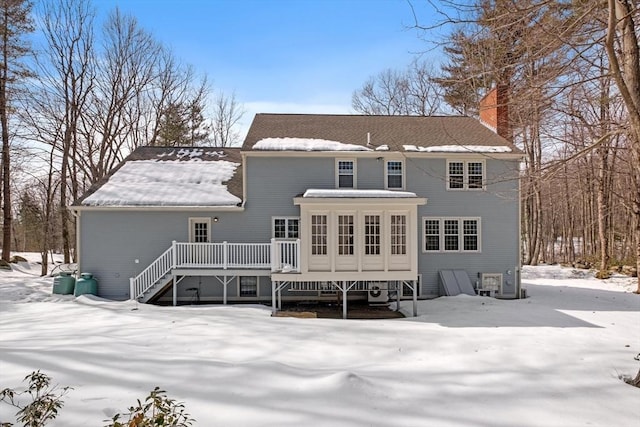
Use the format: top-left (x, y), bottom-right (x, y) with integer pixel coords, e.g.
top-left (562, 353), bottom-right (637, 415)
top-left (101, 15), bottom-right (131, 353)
top-left (335, 158), bottom-right (357, 189)
top-left (71, 205), bottom-right (244, 212)
top-left (241, 151), bottom-right (524, 160)
top-left (295, 196), bottom-right (426, 206)
top-left (189, 217), bottom-right (212, 243)
top-left (446, 159), bottom-right (486, 191)
top-left (384, 159), bottom-right (405, 190)
top-left (422, 217), bottom-right (482, 253)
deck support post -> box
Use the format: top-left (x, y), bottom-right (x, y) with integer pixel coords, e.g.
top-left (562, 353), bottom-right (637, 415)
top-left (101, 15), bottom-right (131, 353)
top-left (396, 281), bottom-right (400, 312)
top-left (172, 274), bottom-right (177, 306)
top-left (277, 288), bottom-right (282, 310)
top-left (413, 280), bottom-right (417, 317)
top-left (223, 275), bottom-right (227, 305)
top-left (342, 284), bottom-right (348, 319)
top-left (272, 281), bottom-right (277, 316)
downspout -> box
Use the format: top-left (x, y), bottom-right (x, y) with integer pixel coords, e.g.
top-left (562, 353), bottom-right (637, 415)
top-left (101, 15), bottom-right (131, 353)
top-left (241, 151), bottom-right (248, 208)
top-left (70, 208), bottom-right (81, 275)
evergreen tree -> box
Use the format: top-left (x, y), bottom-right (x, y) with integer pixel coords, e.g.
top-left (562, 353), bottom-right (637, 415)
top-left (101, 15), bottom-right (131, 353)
top-left (0, 0), bottom-right (33, 261)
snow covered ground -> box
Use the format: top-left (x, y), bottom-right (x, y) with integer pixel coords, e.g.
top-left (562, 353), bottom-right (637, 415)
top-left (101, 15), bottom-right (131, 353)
top-left (0, 258), bottom-right (638, 426)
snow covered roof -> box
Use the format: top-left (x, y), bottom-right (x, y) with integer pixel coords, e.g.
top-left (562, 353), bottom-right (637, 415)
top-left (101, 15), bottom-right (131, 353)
top-left (76, 147), bottom-right (243, 208)
top-left (253, 137), bottom-right (372, 152)
top-left (243, 114), bottom-right (521, 154)
top-left (302, 189), bottom-right (418, 198)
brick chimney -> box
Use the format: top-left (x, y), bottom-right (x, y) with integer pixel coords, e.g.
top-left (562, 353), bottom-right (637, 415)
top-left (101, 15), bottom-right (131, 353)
top-left (479, 86), bottom-right (511, 143)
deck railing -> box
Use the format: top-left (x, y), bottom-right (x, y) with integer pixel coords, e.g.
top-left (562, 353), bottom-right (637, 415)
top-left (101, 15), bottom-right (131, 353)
top-left (130, 240), bottom-right (300, 300)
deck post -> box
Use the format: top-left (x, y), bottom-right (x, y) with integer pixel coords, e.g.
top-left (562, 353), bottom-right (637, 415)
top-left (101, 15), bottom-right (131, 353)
top-left (223, 275), bottom-right (227, 305)
top-left (223, 241), bottom-right (228, 269)
top-left (277, 288), bottom-right (282, 310)
top-left (342, 286), bottom-right (348, 319)
top-left (295, 238), bottom-right (301, 272)
top-left (270, 238), bottom-right (276, 272)
top-left (172, 241), bottom-right (177, 269)
top-left (413, 280), bottom-right (417, 317)
top-left (172, 274), bottom-right (177, 306)
top-left (129, 277), bottom-right (135, 300)
top-left (271, 281), bottom-right (277, 316)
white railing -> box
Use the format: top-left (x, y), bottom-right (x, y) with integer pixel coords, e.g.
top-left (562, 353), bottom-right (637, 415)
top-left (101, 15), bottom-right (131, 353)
top-left (130, 246), bottom-right (173, 300)
top-left (130, 240), bottom-right (300, 300)
top-left (271, 239), bottom-right (301, 272)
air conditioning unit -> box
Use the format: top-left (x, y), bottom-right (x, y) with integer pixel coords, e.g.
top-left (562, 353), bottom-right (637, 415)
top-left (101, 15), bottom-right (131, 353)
top-left (479, 273), bottom-right (502, 296)
top-left (368, 281), bottom-right (388, 303)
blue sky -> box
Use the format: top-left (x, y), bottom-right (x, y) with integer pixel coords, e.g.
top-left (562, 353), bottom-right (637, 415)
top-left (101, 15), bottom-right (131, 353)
top-left (94, 0), bottom-right (442, 129)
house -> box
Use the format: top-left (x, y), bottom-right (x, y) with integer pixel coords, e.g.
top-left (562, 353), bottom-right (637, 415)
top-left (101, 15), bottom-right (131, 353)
top-left (72, 100), bottom-right (523, 317)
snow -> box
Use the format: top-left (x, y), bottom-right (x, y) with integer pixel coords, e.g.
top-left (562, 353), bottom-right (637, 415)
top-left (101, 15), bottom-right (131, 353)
top-left (253, 137), bottom-right (372, 151)
top-left (303, 189), bottom-right (418, 198)
top-left (403, 145), bottom-right (512, 153)
top-left (0, 261), bottom-right (638, 426)
top-left (81, 160), bottom-right (241, 207)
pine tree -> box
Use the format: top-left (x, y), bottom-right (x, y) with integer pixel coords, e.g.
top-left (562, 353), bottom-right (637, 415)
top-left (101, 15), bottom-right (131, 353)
top-left (0, 0), bottom-right (33, 261)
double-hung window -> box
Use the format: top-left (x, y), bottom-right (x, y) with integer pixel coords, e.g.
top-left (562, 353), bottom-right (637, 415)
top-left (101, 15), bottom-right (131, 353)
top-left (273, 217), bottom-right (299, 239)
top-left (311, 214), bottom-right (328, 255)
top-left (239, 276), bottom-right (258, 297)
top-left (390, 214), bottom-right (407, 255)
top-left (337, 215), bottom-right (354, 255)
top-left (386, 160), bottom-right (404, 189)
top-left (423, 217), bottom-right (481, 252)
top-left (447, 160), bottom-right (485, 190)
top-left (336, 159), bottom-right (355, 188)
top-left (364, 215), bottom-right (381, 255)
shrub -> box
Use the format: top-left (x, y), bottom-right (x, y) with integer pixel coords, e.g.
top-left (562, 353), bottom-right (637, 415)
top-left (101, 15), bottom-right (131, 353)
top-left (105, 387), bottom-right (194, 427)
top-left (0, 371), bottom-right (71, 427)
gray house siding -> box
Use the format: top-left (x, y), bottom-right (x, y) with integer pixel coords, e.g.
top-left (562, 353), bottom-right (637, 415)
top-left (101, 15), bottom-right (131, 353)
top-left (406, 157), bottom-right (520, 296)
top-left (78, 209), bottom-right (273, 300)
top-left (245, 154), bottom-right (520, 298)
top-left (79, 153), bottom-right (520, 301)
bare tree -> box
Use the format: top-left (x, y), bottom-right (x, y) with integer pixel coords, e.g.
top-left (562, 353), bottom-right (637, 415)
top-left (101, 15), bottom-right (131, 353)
top-left (604, 0), bottom-right (640, 292)
top-left (34, 0), bottom-right (95, 263)
top-left (210, 90), bottom-right (244, 147)
top-left (352, 60), bottom-right (444, 115)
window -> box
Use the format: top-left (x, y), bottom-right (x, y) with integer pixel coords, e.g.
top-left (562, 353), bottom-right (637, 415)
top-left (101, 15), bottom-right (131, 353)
top-left (364, 215), bottom-right (381, 255)
top-left (386, 160), bottom-right (403, 189)
top-left (337, 215), bottom-right (354, 255)
top-left (424, 219), bottom-right (440, 251)
top-left (423, 217), bottom-right (480, 252)
top-left (390, 215), bottom-right (407, 255)
top-left (447, 160), bottom-right (485, 190)
top-left (189, 217), bottom-right (211, 243)
top-left (239, 276), bottom-right (258, 297)
top-left (336, 159), bottom-right (355, 188)
top-left (311, 214), bottom-right (327, 255)
top-left (463, 219), bottom-right (478, 251)
top-left (273, 217), bottom-right (299, 238)
top-left (468, 162), bottom-right (483, 189)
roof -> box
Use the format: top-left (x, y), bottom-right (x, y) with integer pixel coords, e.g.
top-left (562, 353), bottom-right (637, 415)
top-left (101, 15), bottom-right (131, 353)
top-left (242, 114), bottom-right (521, 153)
top-left (74, 147), bottom-right (243, 208)
top-left (301, 189), bottom-right (418, 198)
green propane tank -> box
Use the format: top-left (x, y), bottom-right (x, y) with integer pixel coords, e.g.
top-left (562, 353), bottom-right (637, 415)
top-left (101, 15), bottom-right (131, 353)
top-left (52, 272), bottom-right (76, 295)
top-left (74, 273), bottom-right (98, 296)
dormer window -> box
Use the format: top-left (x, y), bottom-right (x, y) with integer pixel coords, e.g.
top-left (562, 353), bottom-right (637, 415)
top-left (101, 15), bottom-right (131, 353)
top-left (336, 159), bottom-right (355, 188)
